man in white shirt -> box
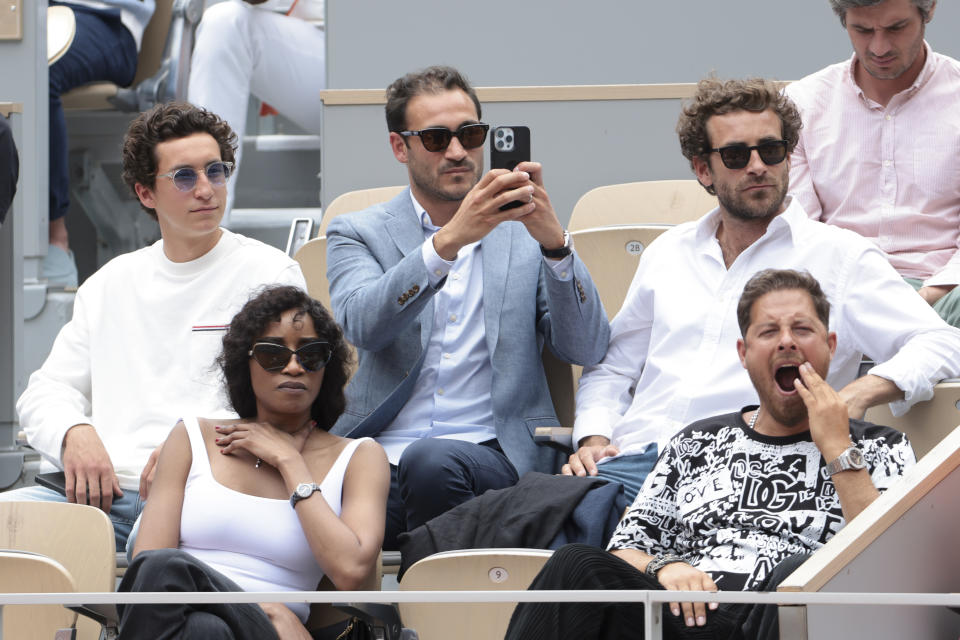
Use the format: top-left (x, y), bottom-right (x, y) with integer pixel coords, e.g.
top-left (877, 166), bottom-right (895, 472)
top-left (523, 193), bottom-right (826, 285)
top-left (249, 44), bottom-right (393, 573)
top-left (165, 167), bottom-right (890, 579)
top-left (3, 102), bottom-right (306, 550)
top-left (786, 0), bottom-right (960, 326)
top-left (567, 76), bottom-right (960, 503)
top-left (325, 66), bottom-right (610, 549)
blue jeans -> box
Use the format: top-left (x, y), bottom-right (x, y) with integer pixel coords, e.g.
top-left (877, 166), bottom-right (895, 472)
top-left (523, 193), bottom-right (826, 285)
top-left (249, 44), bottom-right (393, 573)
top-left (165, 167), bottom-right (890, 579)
top-left (594, 445), bottom-right (659, 512)
top-left (384, 438), bottom-right (520, 550)
top-left (0, 483), bottom-right (143, 551)
top-left (48, 3), bottom-right (137, 221)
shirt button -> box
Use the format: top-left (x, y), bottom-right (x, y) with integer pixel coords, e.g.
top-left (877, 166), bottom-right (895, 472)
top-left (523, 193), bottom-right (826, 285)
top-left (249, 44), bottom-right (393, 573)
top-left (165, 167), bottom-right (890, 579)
top-left (885, 114), bottom-right (892, 120)
top-left (443, 353), bottom-right (452, 359)
top-left (435, 269), bottom-right (443, 276)
top-left (560, 271), bottom-right (568, 278)
top-left (452, 273), bottom-right (461, 281)
top-left (437, 388), bottom-right (445, 396)
top-left (449, 314), bottom-right (457, 323)
top-left (883, 160), bottom-right (891, 167)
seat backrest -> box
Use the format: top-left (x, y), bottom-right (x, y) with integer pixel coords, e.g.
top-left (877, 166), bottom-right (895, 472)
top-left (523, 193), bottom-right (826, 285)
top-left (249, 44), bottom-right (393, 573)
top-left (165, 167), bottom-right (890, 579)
top-left (398, 548), bottom-right (552, 640)
top-left (294, 235), bottom-right (331, 310)
top-left (569, 180), bottom-right (716, 231)
top-left (864, 380), bottom-right (960, 459)
top-left (0, 550), bottom-right (78, 640)
top-left (0, 501), bottom-right (117, 640)
top-left (571, 224), bottom-right (670, 321)
top-left (319, 186), bottom-right (406, 236)
top-left (542, 224), bottom-right (671, 431)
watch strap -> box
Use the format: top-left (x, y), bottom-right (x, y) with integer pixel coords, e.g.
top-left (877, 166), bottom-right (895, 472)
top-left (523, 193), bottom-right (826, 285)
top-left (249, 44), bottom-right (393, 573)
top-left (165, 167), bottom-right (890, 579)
top-left (540, 230), bottom-right (572, 258)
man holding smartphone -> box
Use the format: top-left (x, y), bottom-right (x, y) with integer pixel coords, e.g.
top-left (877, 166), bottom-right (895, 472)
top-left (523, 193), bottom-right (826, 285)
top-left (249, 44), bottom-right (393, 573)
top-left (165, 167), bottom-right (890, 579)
top-left (325, 65), bottom-right (609, 549)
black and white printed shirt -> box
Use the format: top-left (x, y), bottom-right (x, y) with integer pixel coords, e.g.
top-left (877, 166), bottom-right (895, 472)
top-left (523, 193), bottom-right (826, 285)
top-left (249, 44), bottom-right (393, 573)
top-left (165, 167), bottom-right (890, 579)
top-left (607, 408), bottom-right (915, 591)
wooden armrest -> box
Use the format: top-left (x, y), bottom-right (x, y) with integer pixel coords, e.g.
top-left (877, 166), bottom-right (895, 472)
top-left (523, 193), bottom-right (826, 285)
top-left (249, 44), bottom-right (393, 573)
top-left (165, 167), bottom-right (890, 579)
top-left (534, 426), bottom-right (574, 451)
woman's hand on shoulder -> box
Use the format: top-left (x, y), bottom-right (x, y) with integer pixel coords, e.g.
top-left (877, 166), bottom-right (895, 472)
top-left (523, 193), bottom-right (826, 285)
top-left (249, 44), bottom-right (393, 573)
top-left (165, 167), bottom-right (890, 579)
top-left (214, 421), bottom-right (312, 470)
top-left (258, 602), bottom-right (312, 640)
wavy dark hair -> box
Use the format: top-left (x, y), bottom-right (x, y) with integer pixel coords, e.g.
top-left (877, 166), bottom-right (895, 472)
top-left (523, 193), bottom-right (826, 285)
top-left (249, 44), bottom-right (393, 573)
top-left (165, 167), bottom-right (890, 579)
top-left (677, 77), bottom-right (802, 195)
top-left (829, 0), bottom-right (934, 26)
top-left (121, 101), bottom-right (237, 220)
top-left (217, 286), bottom-right (353, 430)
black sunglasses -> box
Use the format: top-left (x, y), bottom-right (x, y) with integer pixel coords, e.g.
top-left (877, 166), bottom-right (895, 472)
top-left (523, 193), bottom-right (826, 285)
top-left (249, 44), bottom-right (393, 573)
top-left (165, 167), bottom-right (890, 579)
top-left (157, 161), bottom-right (234, 192)
top-left (399, 123), bottom-right (490, 152)
top-left (248, 341), bottom-right (332, 372)
top-left (708, 140), bottom-right (788, 170)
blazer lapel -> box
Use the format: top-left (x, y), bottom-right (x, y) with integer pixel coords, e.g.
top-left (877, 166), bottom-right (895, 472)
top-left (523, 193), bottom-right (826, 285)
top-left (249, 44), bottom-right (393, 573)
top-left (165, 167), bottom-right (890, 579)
top-left (481, 223), bottom-right (511, 354)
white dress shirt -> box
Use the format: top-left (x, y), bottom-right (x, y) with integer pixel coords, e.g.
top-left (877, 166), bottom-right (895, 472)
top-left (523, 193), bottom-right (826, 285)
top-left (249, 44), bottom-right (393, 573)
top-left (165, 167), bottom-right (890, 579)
top-left (574, 198), bottom-right (960, 457)
top-left (787, 43), bottom-right (960, 286)
top-left (377, 192), bottom-right (573, 464)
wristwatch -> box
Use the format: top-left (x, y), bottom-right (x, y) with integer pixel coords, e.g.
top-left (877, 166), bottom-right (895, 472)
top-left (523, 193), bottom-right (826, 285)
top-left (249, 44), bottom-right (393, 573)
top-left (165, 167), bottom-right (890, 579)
top-left (290, 482), bottom-right (321, 508)
top-left (825, 445), bottom-right (866, 477)
top-left (644, 553), bottom-right (685, 579)
top-left (540, 230), bottom-right (573, 259)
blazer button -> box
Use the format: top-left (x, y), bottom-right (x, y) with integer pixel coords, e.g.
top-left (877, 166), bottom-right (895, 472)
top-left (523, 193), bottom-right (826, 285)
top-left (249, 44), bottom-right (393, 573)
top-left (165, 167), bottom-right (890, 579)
top-left (412, 284), bottom-right (420, 293)
top-left (397, 296), bottom-right (405, 305)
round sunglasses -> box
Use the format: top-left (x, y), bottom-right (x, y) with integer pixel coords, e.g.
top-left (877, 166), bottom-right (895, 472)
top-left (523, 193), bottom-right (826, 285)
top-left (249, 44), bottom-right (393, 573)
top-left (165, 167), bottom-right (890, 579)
top-left (157, 161), bottom-right (234, 192)
top-left (708, 140), bottom-right (788, 170)
top-left (248, 341), bottom-right (332, 372)
top-left (399, 123), bottom-right (490, 152)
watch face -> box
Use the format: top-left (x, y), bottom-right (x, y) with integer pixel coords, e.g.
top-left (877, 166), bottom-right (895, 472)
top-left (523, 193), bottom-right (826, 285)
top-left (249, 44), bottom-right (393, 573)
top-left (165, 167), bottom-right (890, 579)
top-left (848, 448), bottom-right (865, 467)
top-left (297, 484), bottom-right (313, 498)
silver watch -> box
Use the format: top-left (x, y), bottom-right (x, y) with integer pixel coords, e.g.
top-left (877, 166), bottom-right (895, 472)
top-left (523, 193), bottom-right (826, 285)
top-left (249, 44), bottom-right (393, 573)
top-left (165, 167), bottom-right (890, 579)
top-left (825, 445), bottom-right (866, 477)
top-left (290, 482), bottom-right (321, 508)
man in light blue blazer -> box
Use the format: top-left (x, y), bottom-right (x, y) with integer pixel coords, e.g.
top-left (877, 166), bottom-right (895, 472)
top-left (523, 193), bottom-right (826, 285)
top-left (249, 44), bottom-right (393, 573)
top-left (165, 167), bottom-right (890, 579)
top-left (326, 66), bottom-right (610, 548)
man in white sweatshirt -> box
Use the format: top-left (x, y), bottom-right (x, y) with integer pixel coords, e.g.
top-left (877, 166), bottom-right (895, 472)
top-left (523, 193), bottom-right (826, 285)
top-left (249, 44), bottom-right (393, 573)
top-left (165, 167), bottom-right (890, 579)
top-left (4, 102), bottom-right (306, 550)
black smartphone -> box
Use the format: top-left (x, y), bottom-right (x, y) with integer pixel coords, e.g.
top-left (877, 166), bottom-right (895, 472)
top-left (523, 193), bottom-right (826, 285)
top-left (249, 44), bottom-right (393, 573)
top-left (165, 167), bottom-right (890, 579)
top-left (490, 126), bottom-right (531, 210)
top-left (35, 471), bottom-right (68, 497)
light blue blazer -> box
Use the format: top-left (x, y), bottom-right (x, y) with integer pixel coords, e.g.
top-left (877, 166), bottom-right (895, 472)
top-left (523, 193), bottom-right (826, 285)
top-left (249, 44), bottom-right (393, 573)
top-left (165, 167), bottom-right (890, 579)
top-left (325, 189), bottom-right (610, 476)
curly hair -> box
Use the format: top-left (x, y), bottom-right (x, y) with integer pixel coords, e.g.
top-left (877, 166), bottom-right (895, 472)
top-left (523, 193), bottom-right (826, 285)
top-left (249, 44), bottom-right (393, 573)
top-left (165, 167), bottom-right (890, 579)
top-left (217, 286), bottom-right (353, 431)
top-left (385, 65), bottom-right (482, 134)
top-left (829, 0), bottom-right (934, 26)
top-left (676, 77), bottom-right (802, 195)
top-left (737, 269), bottom-right (831, 337)
top-left (121, 101), bottom-right (237, 220)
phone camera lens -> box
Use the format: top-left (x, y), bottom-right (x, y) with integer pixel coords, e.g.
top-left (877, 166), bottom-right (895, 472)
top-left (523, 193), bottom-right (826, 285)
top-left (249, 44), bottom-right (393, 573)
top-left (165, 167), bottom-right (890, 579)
top-left (496, 130), bottom-right (505, 138)
top-left (505, 135), bottom-right (513, 143)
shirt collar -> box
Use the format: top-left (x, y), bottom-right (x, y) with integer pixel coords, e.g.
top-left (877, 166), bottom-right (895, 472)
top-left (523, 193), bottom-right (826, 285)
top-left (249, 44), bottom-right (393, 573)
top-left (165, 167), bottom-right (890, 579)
top-left (845, 41), bottom-right (936, 106)
top-left (409, 191), bottom-right (441, 233)
top-left (694, 195), bottom-right (803, 250)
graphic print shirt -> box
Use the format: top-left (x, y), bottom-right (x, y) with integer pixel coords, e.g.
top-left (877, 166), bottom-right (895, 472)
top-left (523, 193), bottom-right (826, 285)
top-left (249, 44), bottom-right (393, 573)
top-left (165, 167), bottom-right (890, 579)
top-left (607, 409), bottom-right (915, 591)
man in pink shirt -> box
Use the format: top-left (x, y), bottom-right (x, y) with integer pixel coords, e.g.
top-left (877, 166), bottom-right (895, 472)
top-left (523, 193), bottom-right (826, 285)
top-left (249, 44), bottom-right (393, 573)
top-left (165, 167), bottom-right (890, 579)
top-left (786, 0), bottom-right (960, 326)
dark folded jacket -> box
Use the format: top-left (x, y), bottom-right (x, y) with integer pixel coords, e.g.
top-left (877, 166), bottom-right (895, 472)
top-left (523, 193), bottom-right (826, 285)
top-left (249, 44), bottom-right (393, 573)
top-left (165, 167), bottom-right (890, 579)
top-left (397, 472), bottom-right (623, 580)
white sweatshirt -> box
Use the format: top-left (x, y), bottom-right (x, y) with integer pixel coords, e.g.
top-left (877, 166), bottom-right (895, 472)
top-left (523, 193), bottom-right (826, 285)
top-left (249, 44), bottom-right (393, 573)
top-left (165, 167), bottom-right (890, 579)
top-left (17, 229), bottom-right (307, 490)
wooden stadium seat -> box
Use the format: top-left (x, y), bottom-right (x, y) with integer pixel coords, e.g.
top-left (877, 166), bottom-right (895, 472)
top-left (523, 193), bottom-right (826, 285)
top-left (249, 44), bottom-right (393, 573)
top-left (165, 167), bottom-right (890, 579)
top-left (571, 224), bottom-right (670, 321)
top-left (0, 502), bottom-right (116, 640)
top-left (319, 186), bottom-right (406, 236)
top-left (0, 551), bottom-right (78, 640)
top-left (777, 424), bottom-right (960, 639)
top-left (294, 235), bottom-right (331, 310)
top-left (538, 224), bottom-right (671, 447)
top-left (568, 180), bottom-right (716, 231)
top-left (398, 548), bottom-right (553, 640)
top-left (864, 379), bottom-right (960, 459)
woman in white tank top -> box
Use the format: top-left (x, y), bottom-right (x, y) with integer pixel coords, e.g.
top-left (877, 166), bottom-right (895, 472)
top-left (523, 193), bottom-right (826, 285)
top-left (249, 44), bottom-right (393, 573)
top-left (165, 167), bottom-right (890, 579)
top-left (117, 285), bottom-right (390, 640)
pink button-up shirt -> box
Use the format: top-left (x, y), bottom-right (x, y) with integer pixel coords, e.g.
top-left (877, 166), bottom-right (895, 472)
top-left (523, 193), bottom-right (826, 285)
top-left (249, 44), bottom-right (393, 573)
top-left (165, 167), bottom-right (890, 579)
top-left (786, 43), bottom-right (960, 287)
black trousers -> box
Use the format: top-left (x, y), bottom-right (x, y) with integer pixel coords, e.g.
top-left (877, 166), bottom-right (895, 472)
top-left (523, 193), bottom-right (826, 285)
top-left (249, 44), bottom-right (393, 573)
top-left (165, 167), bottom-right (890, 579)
top-left (118, 549), bottom-right (280, 640)
top-left (505, 544), bottom-right (809, 640)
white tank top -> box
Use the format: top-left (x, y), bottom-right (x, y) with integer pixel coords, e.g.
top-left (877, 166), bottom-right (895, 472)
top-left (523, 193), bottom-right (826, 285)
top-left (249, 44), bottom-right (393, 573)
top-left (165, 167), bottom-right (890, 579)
top-left (178, 417), bottom-right (367, 622)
